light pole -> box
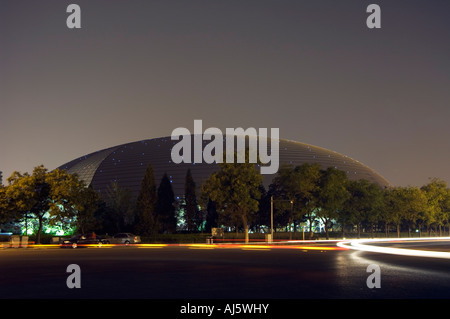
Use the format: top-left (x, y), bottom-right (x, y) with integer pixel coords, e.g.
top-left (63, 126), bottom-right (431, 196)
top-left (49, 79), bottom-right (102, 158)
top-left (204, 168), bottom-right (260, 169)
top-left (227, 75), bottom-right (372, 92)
top-left (289, 199), bottom-right (294, 240)
top-left (270, 196), bottom-right (274, 241)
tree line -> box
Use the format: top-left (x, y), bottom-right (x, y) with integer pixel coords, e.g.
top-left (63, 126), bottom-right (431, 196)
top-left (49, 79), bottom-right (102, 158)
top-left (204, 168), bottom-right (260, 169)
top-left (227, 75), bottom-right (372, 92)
top-left (201, 160), bottom-right (450, 242)
top-left (1, 161), bottom-right (449, 243)
top-left (0, 164), bottom-right (204, 242)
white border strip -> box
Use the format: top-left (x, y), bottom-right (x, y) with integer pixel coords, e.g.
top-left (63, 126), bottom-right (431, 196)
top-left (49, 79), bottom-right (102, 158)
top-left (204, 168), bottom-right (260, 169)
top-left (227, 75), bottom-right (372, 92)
top-left (337, 237), bottom-right (450, 259)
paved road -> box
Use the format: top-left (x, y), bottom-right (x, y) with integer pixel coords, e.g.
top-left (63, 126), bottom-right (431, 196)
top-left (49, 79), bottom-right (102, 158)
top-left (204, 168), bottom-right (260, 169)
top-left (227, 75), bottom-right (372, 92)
top-left (1, 241), bottom-right (450, 300)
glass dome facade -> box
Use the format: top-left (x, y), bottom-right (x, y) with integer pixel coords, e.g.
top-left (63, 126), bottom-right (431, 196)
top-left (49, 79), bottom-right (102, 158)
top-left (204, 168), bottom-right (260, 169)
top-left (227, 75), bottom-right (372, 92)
top-left (58, 136), bottom-right (391, 199)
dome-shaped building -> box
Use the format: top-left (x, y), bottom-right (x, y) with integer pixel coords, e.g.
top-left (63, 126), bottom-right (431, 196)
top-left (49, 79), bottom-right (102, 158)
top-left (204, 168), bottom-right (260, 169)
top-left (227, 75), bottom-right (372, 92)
top-left (58, 136), bottom-right (390, 200)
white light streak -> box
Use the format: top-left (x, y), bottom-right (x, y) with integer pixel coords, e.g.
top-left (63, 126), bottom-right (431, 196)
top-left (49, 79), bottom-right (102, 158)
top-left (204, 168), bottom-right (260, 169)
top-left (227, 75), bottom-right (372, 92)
top-left (337, 237), bottom-right (450, 259)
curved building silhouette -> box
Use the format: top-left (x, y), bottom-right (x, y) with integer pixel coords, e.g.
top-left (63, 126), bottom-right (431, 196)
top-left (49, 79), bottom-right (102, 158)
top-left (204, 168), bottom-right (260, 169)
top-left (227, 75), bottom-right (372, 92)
top-left (57, 136), bottom-right (390, 199)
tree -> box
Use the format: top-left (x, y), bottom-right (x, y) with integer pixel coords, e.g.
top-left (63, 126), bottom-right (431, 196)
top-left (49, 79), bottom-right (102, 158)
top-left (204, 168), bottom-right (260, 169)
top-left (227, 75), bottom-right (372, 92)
top-left (267, 183), bottom-right (289, 232)
top-left (3, 165), bottom-right (87, 243)
top-left (104, 181), bottom-right (134, 234)
top-left (253, 185), bottom-right (271, 233)
top-left (270, 163), bottom-right (321, 239)
top-left (316, 167), bottom-right (350, 239)
top-left (155, 173), bottom-right (177, 233)
top-left (46, 169), bottom-right (97, 236)
top-left (201, 151), bottom-right (262, 243)
top-left (363, 183), bottom-right (385, 238)
top-left (271, 163), bottom-right (320, 239)
top-left (295, 163), bottom-right (321, 238)
top-left (0, 185), bottom-right (6, 220)
top-left (6, 167), bottom-right (50, 243)
top-left (343, 180), bottom-right (364, 238)
top-left (204, 198), bottom-right (218, 233)
top-left (0, 182), bottom-right (19, 225)
top-left (75, 185), bottom-right (101, 234)
top-left (184, 169), bottom-right (200, 232)
top-left (135, 163), bottom-right (158, 236)
top-left (421, 178), bottom-right (449, 236)
top-left (384, 186), bottom-right (426, 238)
top-left (402, 187), bottom-right (427, 237)
top-left (444, 188), bottom-right (450, 236)
top-left (344, 179), bottom-right (384, 238)
top-left (382, 187), bottom-right (402, 237)
top-left (48, 168), bottom-right (94, 231)
top-left (270, 165), bottom-right (297, 238)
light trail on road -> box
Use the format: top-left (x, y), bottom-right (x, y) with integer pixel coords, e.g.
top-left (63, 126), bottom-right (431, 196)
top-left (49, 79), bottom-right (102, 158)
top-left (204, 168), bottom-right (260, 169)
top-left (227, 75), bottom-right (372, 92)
top-left (2, 241), bottom-right (347, 251)
top-left (336, 237), bottom-right (450, 259)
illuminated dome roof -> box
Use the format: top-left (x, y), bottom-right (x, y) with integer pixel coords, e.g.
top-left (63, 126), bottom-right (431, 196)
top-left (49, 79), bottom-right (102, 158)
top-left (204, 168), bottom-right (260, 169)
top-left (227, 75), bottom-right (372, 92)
top-left (58, 136), bottom-right (390, 199)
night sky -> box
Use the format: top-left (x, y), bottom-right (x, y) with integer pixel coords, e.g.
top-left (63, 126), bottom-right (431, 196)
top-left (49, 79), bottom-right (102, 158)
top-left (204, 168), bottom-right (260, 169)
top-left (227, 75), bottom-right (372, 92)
top-left (1, 0), bottom-right (449, 187)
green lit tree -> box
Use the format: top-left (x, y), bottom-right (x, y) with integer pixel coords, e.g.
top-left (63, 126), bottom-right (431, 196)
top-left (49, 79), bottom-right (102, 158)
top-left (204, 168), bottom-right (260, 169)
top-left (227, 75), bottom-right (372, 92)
top-left (3, 165), bottom-right (87, 243)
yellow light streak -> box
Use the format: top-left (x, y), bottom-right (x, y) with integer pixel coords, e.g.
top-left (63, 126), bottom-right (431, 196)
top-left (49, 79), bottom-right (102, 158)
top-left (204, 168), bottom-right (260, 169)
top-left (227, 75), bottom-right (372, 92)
top-left (136, 244), bottom-right (168, 248)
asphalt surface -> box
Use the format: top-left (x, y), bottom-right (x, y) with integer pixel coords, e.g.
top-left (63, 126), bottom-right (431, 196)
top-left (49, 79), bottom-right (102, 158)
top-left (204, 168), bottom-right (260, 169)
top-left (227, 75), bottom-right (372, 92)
top-left (1, 241), bottom-right (450, 300)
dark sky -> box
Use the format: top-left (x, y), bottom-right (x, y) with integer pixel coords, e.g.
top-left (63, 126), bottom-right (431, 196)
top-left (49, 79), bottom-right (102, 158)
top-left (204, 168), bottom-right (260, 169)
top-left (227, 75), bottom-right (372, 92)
top-left (1, 0), bottom-right (449, 187)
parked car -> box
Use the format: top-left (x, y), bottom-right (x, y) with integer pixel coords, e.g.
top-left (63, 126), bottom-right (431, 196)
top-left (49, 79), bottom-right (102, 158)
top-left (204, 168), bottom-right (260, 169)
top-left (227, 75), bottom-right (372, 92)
top-left (110, 233), bottom-right (141, 245)
top-left (60, 233), bottom-right (109, 248)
